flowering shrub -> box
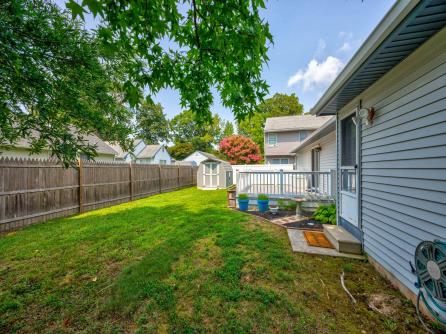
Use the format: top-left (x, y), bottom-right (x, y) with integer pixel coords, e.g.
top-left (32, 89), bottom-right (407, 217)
top-left (219, 135), bottom-right (262, 164)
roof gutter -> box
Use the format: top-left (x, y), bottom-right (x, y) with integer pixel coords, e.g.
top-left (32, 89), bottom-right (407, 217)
top-left (310, 0), bottom-right (420, 116)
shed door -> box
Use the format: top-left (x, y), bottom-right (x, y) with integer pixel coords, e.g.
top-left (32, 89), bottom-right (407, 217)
top-left (203, 162), bottom-right (219, 187)
top-left (340, 111), bottom-right (359, 227)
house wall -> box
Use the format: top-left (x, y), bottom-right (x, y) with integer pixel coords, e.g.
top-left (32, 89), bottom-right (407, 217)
top-left (153, 147), bottom-right (172, 164)
top-left (337, 26), bottom-right (446, 295)
top-left (0, 148), bottom-right (52, 160)
top-left (295, 131), bottom-right (336, 172)
top-left (264, 130), bottom-right (312, 164)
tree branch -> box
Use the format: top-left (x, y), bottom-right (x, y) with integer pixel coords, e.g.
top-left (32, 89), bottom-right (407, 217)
top-left (191, 0), bottom-right (202, 62)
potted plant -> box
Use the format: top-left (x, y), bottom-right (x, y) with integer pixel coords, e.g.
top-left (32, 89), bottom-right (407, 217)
top-left (238, 194), bottom-right (249, 211)
top-left (269, 204), bottom-right (279, 214)
top-left (257, 194), bottom-right (269, 212)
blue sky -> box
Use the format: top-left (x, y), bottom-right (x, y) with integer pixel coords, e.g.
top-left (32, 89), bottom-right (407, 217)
top-left (57, 0), bottom-right (395, 123)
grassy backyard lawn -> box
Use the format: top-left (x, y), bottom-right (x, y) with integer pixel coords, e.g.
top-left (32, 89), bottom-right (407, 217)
top-left (0, 187), bottom-right (427, 333)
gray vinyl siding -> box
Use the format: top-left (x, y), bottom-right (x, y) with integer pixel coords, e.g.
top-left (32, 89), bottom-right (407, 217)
top-left (295, 131), bottom-right (336, 172)
top-left (358, 29), bottom-right (446, 294)
top-left (319, 132), bottom-right (336, 171)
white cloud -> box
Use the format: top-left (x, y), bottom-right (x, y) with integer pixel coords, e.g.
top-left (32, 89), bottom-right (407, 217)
top-left (287, 56), bottom-right (344, 91)
top-left (338, 42), bottom-right (352, 53)
top-left (315, 39), bottom-right (326, 57)
top-left (338, 31), bottom-right (353, 39)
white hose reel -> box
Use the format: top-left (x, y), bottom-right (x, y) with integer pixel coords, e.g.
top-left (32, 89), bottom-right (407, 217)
top-left (414, 240), bottom-right (446, 328)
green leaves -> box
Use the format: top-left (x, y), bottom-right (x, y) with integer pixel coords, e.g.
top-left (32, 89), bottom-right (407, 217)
top-left (82, 0), bottom-right (102, 17)
top-left (65, 0), bottom-right (273, 122)
top-left (135, 101), bottom-right (169, 144)
top-left (123, 82), bottom-right (141, 108)
top-left (66, 0), bottom-right (85, 20)
top-left (1, 0), bottom-right (133, 166)
top-left (313, 204), bottom-right (337, 225)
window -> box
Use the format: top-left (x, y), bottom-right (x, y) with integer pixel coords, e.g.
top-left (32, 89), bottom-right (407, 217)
top-left (267, 133), bottom-right (277, 145)
top-left (271, 158), bottom-right (288, 164)
top-left (159, 160), bottom-right (167, 165)
top-left (341, 114), bottom-right (356, 166)
top-left (341, 113), bottom-right (357, 193)
top-left (298, 131), bottom-right (309, 142)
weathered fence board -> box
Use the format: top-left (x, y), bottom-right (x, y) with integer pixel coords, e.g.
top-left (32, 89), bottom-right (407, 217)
top-left (0, 158), bottom-right (197, 232)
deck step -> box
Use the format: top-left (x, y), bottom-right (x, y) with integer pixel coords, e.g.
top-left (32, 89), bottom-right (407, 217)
top-left (323, 225), bottom-right (362, 255)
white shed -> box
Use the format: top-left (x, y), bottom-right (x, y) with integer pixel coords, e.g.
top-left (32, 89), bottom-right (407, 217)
top-left (197, 158), bottom-right (233, 190)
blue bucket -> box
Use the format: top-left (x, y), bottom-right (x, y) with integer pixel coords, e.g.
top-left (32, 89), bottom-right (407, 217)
top-left (238, 199), bottom-right (249, 211)
top-left (257, 200), bottom-right (269, 212)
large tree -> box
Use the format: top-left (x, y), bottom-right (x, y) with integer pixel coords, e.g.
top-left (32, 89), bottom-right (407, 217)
top-left (222, 122), bottom-right (235, 138)
top-left (168, 142), bottom-right (194, 161)
top-left (238, 93), bottom-right (304, 150)
top-left (67, 0), bottom-right (272, 122)
top-left (169, 110), bottom-right (224, 152)
top-left (219, 135), bottom-right (261, 165)
top-left (1, 0), bottom-right (133, 166)
top-left (135, 101), bottom-right (169, 144)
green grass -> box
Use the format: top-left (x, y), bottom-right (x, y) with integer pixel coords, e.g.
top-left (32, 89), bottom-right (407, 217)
top-left (0, 188), bottom-right (427, 333)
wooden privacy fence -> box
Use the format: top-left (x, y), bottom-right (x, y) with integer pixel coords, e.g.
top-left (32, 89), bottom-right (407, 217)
top-left (0, 157), bottom-right (198, 232)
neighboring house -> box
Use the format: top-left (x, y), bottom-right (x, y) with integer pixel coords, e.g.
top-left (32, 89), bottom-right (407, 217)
top-left (0, 133), bottom-right (118, 161)
top-left (132, 140), bottom-right (172, 165)
top-left (263, 115), bottom-right (332, 166)
top-left (182, 151), bottom-right (221, 166)
top-left (310, 0), bottom-right (446, 308)
top-left (105, 142), bottom-right (130, 161)
top-left (292, 117), bottom-right (336, 172)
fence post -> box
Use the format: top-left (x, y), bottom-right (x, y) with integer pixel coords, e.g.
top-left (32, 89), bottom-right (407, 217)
top-left (158, 165), bottom-right (162, 193)
top-left (279, 169), bottom-right (284, 196)
top-left (177, 165), bottom-right (181, 188)
top-left (78, 159), bottom-right (84, 213)
top-left (129, 162), bottom-right (133, 201)
top-left (190, 166), bottom-right (193, 185)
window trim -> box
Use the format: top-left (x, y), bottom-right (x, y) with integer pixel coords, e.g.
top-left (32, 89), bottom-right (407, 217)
top-left (267, 133), bottom-right (277, 145)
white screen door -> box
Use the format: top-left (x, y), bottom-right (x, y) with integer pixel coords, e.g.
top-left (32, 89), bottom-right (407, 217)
top-left (340, 112), bottom-right (359, 227)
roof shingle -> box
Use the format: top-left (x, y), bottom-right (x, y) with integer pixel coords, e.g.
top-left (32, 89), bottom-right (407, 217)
top-left (264, 115), bottom-right (332, 132)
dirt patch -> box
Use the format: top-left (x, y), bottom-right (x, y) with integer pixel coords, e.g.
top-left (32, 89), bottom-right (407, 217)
top-left (368, 293), bottom-right (402, 316)
top-left (239, 210), bottom-right (300, 220)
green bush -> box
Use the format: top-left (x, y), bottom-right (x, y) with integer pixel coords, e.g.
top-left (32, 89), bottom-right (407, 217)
top-left (238, 194), bottom-right (248, 200)
top-left (313, 204), bottom-right (336, 224)
top-left (277, 199), bottom-right (297, 211)
top-left (257, 194), bottom-right (269, 201)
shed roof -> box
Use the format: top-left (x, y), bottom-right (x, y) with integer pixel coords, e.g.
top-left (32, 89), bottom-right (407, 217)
top-left (264, 115), bottom-right (332, 132)
top-left (311, 0), bottom-right (446, 116)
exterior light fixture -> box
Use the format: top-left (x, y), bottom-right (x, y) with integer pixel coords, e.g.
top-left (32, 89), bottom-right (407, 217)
top-left (358, 107), bottom-right (376, 126)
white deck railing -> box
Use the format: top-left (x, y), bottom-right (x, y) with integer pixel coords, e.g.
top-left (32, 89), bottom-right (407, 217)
top-left (236, 169), bottom-right (336, 199)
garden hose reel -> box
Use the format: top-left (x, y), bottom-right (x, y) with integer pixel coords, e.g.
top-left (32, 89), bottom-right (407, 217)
top-left (414, 240), bottom-right (446, 327)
